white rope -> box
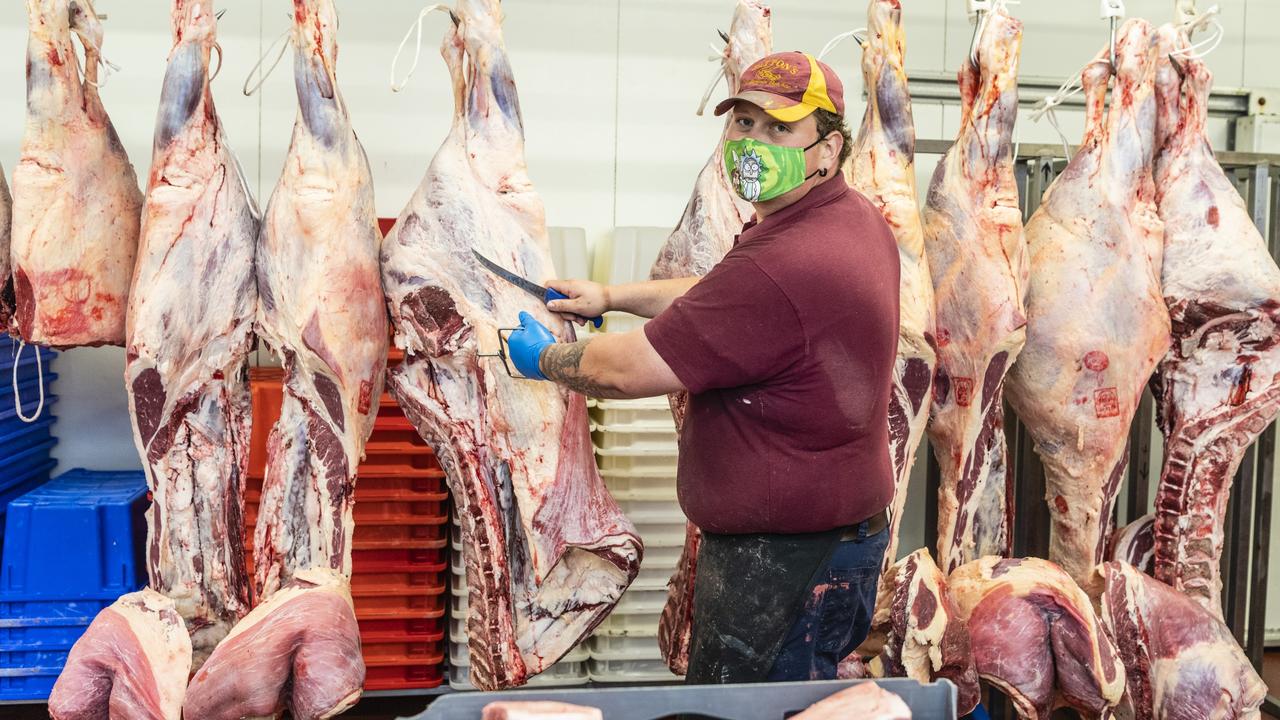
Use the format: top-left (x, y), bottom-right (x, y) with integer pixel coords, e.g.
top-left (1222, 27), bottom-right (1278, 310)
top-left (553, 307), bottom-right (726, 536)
top-left (390, 4), bottom-right (453, 93)
top-left (243, 26), bottom-right (291, 97)
top-left (695, 63), bottom-right (727, 117)
top-left (1171, 5), bottom-right (1224, 60)
top-left (13, 341), bottom-right (45, 424)
top-left (818, 28), bottom-right (866, 61)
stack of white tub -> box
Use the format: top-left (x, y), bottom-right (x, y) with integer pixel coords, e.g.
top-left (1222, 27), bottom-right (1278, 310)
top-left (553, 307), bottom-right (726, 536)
top-left (584, 227), bottom-right (684, 683)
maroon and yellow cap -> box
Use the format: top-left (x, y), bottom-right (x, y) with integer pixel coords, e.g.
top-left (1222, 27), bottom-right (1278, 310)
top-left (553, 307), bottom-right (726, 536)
top-left (714, 51), bottom-right (845, 122)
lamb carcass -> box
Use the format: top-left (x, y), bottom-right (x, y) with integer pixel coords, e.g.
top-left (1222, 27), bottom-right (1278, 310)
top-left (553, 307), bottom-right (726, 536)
top-left (11, 0), bottom-right (142, 347)
top-left (790, 683), bottom-right (912, 720)
top-left (865, 549), bottom-right (979, 714)
top-left (49, 4), bottom-right (255, 715)
top-left (949, 557), bottom-right (1125, 719)
top-left (653, 0), bottom-right (771, 677)
top-left (1098, 561), bottom-right (1266, 719)
top-left (1148, 26), bottom-right (1280, 619)
top-left (47, 589), bottom-right (192, 720)
top-left (922, 2), bottom-right (1027, 574)
top-left (380, 0), bottom-right (641, 690)
top-left (0, 168), bottom-right (10, 327)
top-left (1006, 19), bottom-right (1170, 590)
top-left (844, 0), bottom-right (935, 571)
top-left (185, 0), bottom-right (386, 715)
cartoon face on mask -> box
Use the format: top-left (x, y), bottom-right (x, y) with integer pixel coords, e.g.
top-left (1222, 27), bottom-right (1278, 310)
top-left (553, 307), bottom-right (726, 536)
top-left (724, 136), bottom-right (823, 203)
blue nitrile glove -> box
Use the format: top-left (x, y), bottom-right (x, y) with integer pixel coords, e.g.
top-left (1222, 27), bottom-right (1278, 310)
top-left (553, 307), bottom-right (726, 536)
top-left (506, 311), bottom-right (556, 380)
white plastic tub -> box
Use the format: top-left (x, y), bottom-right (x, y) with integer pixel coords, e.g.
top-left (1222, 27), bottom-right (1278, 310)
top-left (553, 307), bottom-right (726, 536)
top-left (593, 424), bottom-right (679, 451)
top-left (587, 657), bottom-right (680, 683)
top-left (588, 633), bottom-right (663, 660)
top-left (596, 447), bottom-right (679, 473)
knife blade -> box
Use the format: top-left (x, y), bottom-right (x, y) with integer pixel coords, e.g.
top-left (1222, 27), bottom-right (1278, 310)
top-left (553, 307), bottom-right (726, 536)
top-left (472, 250), bottom-right (603, 328)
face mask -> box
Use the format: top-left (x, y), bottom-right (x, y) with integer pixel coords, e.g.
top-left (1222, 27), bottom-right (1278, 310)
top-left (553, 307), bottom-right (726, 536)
top-left (724, 136), bottom-right (824, 203)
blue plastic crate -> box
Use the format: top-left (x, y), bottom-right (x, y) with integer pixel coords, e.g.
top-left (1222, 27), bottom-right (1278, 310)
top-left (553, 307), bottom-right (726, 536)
top-left (0, 459), bottom-right (57, 546)
top-left (0, 622), bottom-right (88, 651)
top-left (0, 666), bottom-right (59, 700)
top-left (0, 648), bottom-right (69, 669)
top-left (0, 469), bottom-right (147, 600)
top-left (0, 342), bottom-right (55, 389)
top-left (0, 417), bottom-right (56, 465)
top-left (0, 598), bottom-right (109, 629)
top-left (0, 441), bottom-right (58, 500)
top-left (0, 375), bottom-right (57, 413)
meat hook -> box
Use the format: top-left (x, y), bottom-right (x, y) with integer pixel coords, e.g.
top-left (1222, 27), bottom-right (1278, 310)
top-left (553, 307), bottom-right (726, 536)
top-left (479, 329), bottom-right (535, 380)
top-left (718, 29), bottom-right (730, 43)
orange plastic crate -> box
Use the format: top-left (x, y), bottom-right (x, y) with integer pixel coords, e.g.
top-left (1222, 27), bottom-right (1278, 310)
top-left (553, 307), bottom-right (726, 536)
top-left (363, 639), bottom-right (446, 667)
top-left (359, 617), bottom-right (444, 640)
top-left (353, 500), bottom-right (447, 522)
top-left (242, 505), bottom-right (446, 544)
top-left (354, 593), bottom-right (446, 619)
top-left (351, 571), bottom-right (447, 596)
top-left (363, 662), bottom-right (444, 691)
top-left (352, 548), bottom-right (448, 573)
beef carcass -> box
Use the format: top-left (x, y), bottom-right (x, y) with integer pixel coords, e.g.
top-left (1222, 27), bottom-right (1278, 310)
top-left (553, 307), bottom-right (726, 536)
top-left (790, 683), bottom-right (912, 720)
top-left (187, 0), bottom-right (386, 715)
top-left (922, 2), bottom-right (1027, 574)
top-left (11, 0), bottom-right (142, 347)
top-left (482, 702), bottom-right (603, 720)
top-left (1006, 19), bottom-right (1170, 590)
top-left (380, 0), bottom-right (641, 690)
top-left (1099, 561), bottom-right (1266, 719)
top-left (865, 549), bottom-right (980, 714)
top-left (653, 0), bottom-right (771, 677)
top-left (844, 0), bottom-right (935, 570)
top-left (48, 589), bottom-right (191, 720)
top-left (183, 569), bottom-right (363, 719)
top-left (123, 0), bottom-right (256, 666)
top-left (1148, 26), bottom-right (1280, 619)
top-left (949, 557), bottom-right (1125, 720)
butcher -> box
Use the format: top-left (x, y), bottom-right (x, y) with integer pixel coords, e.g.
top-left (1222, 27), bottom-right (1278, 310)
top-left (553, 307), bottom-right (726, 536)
top-left (504, 51), bottom-right (900, 683)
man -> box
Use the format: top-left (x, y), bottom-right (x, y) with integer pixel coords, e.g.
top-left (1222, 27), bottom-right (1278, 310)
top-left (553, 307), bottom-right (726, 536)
top-left (504, 51), bottom-right (900, 683)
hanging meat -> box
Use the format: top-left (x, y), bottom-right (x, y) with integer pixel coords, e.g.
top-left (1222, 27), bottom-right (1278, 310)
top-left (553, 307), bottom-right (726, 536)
top-left (48, 589), bottom-right (192, 720)
top-left (1148, 26), bottom-right (1280, 620)
top-left (653, 0), bottom-right (772, 677)
top-left (922, 2), bottom-right (1027, 574)
top-left (0, 169), bottom-right (10, 327)
top-left (380, 0), bottom-right (641, 690)
top-left (184, 0), bottom-right (386, 716)
top-left (1108, 513), bottom-right (1155, 574)
top-left (844, 0), bottom-right (935, 570)
top-left (49, 3), bottom-right (255, 715)
top-left (949, 557), bottom-right (1125, 720)
top-left (864, 549), bottom-right (980, 714)
top-left (10, 0), bottom-right (142, 347)
top-left (1006, 19), bottom-right (1170, 590)
top-left (1098, 561), bottom-right (1266, 719)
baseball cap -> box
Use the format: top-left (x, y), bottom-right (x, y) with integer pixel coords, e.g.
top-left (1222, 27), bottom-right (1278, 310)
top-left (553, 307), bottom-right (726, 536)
top-left (714, 51), bottom-right (845, 122)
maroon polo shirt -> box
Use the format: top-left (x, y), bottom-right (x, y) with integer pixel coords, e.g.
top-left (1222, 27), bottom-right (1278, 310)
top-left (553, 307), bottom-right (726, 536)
top-left (644, 175), bottom-right (899, 535)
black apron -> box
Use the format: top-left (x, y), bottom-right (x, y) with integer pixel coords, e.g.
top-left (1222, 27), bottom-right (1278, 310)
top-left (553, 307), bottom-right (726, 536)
top-left (684, 527), bottom-right (843, 684)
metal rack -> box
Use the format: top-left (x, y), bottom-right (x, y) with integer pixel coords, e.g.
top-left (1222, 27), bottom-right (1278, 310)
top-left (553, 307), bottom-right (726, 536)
top-left (917, 139), bottom-right (1280, 717)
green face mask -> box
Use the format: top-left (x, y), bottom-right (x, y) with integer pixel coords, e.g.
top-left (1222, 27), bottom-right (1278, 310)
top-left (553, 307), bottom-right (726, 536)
top-left (724, 136), bottom-right (823, 203)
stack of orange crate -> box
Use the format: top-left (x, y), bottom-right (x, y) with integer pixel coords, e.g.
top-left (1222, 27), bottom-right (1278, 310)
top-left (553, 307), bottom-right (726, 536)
top-left (242, 361), bottom-right (449, 691)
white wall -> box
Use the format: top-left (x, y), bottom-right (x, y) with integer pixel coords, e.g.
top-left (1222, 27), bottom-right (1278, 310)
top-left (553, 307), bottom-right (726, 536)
top-left (0, 0), bottom-right (1276, 578)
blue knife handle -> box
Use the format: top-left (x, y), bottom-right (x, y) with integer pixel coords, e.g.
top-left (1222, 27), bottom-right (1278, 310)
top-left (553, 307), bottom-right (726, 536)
top-left (544, 288), bottom-right (603, 328)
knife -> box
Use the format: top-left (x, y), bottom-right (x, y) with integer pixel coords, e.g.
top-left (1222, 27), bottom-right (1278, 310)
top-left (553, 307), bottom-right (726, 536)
top-left (472, 250), bottom-right (604, 328)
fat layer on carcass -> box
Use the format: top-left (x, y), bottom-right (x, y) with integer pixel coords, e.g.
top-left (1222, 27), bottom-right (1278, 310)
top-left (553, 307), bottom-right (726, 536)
top-left (124, 0), bottom-right (256, 667)
top-left (1099, 561), bottom-right (1266, 720)
top-left (380, 0), bottom-right (641, 690)
top-left (11, 0), bottom-right (142, 347)
top-left (1149, 25), bottom-right (1280, 620)
top-left (865, 549), bottom-right (979, 715)
top-left (191, 0), bottom-right (385, 715)
top-left (0, 168), bottom-right (11, 328)
top-left (1006, 19), bottom-right (1170, 590)
top-left (922, 3), bottom-right (1027, 574)
top-left (844, 0), bottom-right (936, 573)
top-left (655, 0), bottom-right (771, 677)
top-left (48, 588), bottom-right (193, 720)
top-left (949, 557), bottom-right (1125, 720)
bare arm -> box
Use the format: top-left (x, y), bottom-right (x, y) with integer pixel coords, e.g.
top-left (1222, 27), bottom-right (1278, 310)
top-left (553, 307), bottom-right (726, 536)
top-left (545, 277), bottom-right (699, 323)
top-left (539, 328), bottom-right (685, 399)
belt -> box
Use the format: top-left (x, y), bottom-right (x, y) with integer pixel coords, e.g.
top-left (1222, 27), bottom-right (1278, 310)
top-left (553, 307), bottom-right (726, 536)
top-left (839, 509), bottom-right (889, 541)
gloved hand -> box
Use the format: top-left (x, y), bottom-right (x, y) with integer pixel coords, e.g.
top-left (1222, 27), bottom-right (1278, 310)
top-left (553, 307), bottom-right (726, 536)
top-left (506, 311), bottom-right (556, 380)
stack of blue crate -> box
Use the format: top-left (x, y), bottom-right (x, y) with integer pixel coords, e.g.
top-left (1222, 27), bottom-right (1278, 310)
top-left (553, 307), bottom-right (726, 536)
top-left (0, 469), bottom-right (148, 700)
top-left (0, 336), bottom-right (58, 541)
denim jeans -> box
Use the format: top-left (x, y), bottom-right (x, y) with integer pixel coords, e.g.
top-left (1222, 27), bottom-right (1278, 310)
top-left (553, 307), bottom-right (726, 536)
top-left (765, 522), bottom-right (889, 681)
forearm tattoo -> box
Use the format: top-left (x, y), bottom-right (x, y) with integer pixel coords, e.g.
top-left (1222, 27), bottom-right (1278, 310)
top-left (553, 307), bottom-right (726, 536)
top-left (540, 340), bottom-right (611, 397)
